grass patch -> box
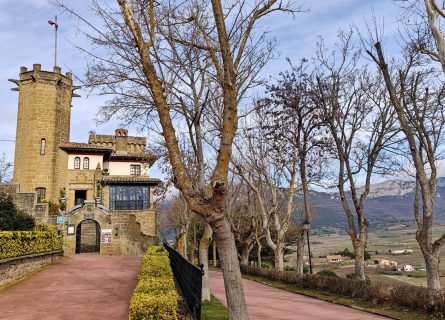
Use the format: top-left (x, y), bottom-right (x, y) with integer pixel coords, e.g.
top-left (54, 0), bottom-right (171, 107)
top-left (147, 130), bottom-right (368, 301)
top-left (383, 275), bottom-right (427, 287)
top-left (242, 273), bottom-right (439, 320)
top-left (374, 230), bottom-right (397, 238)
top-left (201, 295), bottom-right (228, 320)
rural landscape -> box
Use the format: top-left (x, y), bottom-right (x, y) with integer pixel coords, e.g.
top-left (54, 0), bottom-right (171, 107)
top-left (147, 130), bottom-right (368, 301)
top-left (1, 0), bottom-right (445, 320)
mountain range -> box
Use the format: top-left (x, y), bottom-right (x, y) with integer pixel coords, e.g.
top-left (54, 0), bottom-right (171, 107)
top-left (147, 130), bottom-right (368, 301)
top-left (305, 178), bottom-right (445, 230)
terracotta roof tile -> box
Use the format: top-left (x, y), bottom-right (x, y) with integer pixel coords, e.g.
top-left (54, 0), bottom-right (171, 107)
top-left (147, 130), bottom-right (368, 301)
top-left (59, 142), bottom-right (113, 152)
top-left (101, 176), bottom-right (161, 185)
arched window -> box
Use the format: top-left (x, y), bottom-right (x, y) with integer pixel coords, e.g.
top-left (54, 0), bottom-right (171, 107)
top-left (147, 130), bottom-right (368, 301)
top-left (40, 139), bottom-right (46, 155)
top-left (83, 157), bottom-right (90, 169)
top-left (74, 157), bottom-right (81, 169)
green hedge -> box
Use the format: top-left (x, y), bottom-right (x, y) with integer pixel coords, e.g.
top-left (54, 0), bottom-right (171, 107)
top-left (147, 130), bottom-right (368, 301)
top-left (241, 265), bottom-right (445, 314)
top-left (129, 246), bottom-right (178, 320)
top-left (0, 227), bottom-right (63, 260)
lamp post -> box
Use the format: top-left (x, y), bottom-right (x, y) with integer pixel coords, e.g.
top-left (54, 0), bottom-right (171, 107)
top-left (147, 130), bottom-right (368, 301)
top-left (303, 221), bottom-right (313, 274)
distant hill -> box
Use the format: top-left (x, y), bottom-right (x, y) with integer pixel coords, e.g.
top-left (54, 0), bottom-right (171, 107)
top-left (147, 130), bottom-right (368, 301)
top-left (157, 178), bottom-right (445, 233)
top-left (303, 178), bottom-right (445, 230)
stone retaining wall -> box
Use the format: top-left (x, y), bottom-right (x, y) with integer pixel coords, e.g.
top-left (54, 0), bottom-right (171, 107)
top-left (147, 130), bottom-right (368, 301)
top-left (0, 251), bottom-right (63, 288)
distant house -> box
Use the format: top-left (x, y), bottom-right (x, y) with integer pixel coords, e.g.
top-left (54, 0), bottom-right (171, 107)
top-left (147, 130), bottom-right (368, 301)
top-left (326, 255), bottom-right (344, 263)
top-left (374, 259), bottom-right (397, 268)
top-left (396, 264), bottom-right (415, 272)
top-left (390, 249), bottom-right (414, 255)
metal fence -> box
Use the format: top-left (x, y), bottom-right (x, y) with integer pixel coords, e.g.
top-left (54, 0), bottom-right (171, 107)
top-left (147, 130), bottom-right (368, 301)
top-left (163, 242), bottom-right (203, 320)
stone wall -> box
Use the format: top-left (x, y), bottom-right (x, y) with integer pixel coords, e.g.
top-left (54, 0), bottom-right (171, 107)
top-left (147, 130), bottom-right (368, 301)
top-left (127, 214), bottom-right (157, 255)
top-left (12, 65), bottom-right (75, 203)
top-left (62, 203), bottom-right (157, 256)
top-left (0, 183), bottom-right (46, 220)
top-left (88, 134), bottom-right (146, 153)
top-left (66, 170), bottom-right (96, 208)
top-left (0, 251), bottom-right (63, 288)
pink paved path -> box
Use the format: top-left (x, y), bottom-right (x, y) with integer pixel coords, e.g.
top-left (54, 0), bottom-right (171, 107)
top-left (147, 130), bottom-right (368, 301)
top-left (209, 270), bottom-right (390, 320)
top-left (0, 255), bottom-right (141, 320)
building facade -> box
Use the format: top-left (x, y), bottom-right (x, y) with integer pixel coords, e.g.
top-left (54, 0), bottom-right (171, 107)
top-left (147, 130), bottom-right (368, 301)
top-left (2, 64), bottom-right (160, 255)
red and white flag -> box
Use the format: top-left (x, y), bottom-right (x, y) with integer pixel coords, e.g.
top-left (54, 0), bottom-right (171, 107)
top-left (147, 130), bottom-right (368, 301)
top-left (48, 20), bottom-right (58, 31)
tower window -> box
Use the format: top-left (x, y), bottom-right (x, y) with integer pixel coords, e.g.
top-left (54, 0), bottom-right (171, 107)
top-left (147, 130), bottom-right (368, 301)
top-left (40, 139), bottom-right (46, 155)
top-left (130, 165), bottom-right (141, 176)
top-left (36, 188), bottom-right (46, 203)
top-left (74, 157), bottom-right (81, 169)
top-left (83, 157), bottom-right (90, 169)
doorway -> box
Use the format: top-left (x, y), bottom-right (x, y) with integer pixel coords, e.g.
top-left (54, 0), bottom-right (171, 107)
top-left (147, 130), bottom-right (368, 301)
top-left (75, 190), bottom-right (87, 206)
top-left (75, 220), bottom-right (100, 254)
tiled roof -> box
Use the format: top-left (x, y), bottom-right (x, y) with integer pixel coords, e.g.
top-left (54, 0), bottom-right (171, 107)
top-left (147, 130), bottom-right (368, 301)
top-left (110, 152), bottom-right (154, 158)
top-left (108, 152), bottom-right (157, 164)
top-left (59, 142), bottom-right (113, 152)
top-left (101, 176), bottom-right (161, 185)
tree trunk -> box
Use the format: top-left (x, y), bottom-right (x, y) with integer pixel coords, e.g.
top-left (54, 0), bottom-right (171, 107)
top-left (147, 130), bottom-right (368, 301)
top-left (425, 252), bottom-right (441, 292)
top-left (212, 240), bottom-right (217, 267)
top-left (199, 223), bottom-right (213, 301)
top-left (257, 242), bottom-right (262, 268)
top-left (295, 233), bottom-right (305, 274)
top-left (211, 216), bottom-right (248, 320)
top-left (353, 242), bottom-right (366, 281)
top-left (177, 228), bottom-right (187, 259)
top-left (420, 243), bottom-right (442, 294)
top-left (240, 240), bottom-right (254, 266)
top-left (274, 244), bottom-right (284, 271)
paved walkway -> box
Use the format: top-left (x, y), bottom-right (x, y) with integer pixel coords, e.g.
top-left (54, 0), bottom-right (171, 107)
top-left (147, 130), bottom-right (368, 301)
top-left (209, 270), bottom-right (390, 320)
top-left (0, 255), bottom-right (141, 320)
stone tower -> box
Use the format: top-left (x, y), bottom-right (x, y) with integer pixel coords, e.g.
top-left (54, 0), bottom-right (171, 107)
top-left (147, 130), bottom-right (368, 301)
top-left (9, 64), bottom-right (80, 202)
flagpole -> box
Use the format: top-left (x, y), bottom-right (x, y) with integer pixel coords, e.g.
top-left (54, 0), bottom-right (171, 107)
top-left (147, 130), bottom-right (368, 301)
top-left (54, 15), bottom-right (58, 67)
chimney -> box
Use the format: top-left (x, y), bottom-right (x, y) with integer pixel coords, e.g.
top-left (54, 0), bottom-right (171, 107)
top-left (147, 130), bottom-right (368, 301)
top-left (115, 128), bottom-right (128, 152)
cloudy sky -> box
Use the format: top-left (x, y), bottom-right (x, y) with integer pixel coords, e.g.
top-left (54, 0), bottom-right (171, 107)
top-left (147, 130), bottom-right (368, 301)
top-left (0, 0), bottom-right (407, 181)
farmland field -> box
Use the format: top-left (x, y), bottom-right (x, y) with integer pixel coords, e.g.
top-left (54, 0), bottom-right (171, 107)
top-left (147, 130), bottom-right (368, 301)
top-left (286, 224), bottom-right (445, 282)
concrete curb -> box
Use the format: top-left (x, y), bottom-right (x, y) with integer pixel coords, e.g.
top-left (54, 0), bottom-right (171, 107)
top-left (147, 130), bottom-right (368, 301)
top-left (0, 250), bottom-right (64, 264)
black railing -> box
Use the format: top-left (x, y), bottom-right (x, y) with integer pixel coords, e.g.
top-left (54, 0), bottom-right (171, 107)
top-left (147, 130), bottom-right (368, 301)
top-left (163, 242), bottom-right (203, 320)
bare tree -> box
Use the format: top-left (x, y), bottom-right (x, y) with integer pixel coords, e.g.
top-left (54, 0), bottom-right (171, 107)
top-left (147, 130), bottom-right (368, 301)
top-left (422, 0), bottom-right (445, 73)
top-left (225, 177), bottom-right (261, 266)
top-left (367, 40), bottom-right (445, 293)
top-left (55, 0), bottom-right (297, 317)
top-left (315, 31), bottom-right (398, 280)
top-left (164, 194), bottom-right (193, 257)
top-left (233, 109), bottom-right (301, 271)
top-left (0, 153), bottom-right (12, 184)
top-left (260, 60), bottom-right (329, 274)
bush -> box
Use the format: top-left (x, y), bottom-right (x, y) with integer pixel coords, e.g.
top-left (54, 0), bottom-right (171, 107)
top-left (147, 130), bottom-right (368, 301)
top-left (129, 246), bottom-right (178, 320)
top-left (407, 270), bottom-right (427, 278)
top-left (284, 266), bottom-right (295, 271)
top-left (346, 272), bottom-right (371, 283)
top-left (0, 192), bottom-right (35, 231)
top-left (34, 222), bottom-right (57, 233)
top-left (261, 261), bottom-right (273, 269)
top-left (0, 230), bottom-right (63, 259)
top-left (317, 269), bottom-right (338, 277)
top-left (240, 265), bottom-right (445, 315)
top-left (12, 211), bottom-right (35, 231)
